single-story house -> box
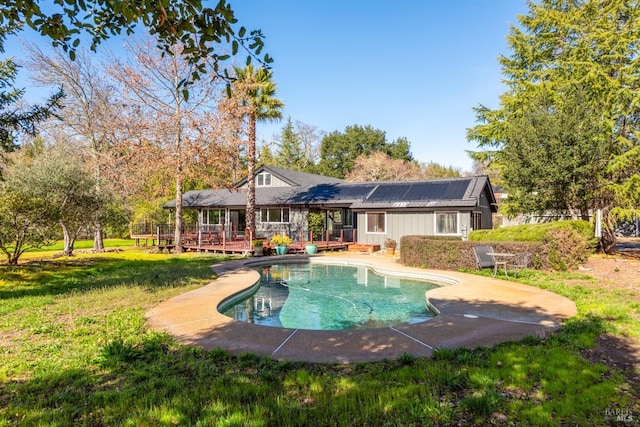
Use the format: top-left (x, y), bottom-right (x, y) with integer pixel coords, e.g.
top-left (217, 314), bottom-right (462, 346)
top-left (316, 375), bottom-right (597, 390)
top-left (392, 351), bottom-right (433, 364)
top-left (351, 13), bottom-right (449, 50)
top-left (164, 165), bottom-right (497, 247)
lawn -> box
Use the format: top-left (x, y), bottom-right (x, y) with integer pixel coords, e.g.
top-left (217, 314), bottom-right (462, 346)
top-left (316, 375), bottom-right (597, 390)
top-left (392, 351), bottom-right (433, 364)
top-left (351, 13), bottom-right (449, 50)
top-left (22, 238), bottom-right (136, 253)
top-left (0, 246), bottom-right (638, 426)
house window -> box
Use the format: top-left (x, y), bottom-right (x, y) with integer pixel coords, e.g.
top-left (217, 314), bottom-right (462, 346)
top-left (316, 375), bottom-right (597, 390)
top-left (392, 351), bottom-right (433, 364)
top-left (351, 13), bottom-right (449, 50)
top-left (436, 212), bottom-right (458, 235)
top-left (257, 172), bottom-right (272, 187)
top-left (260, 208), bottom-right (290, 223)
top-left (366, 212), bottom-right (386, 233)
top-left (202, 209), bottom-right (225, 225)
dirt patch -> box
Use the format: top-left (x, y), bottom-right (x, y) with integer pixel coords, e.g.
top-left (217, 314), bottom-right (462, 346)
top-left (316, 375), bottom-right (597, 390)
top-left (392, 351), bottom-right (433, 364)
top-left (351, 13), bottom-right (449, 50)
top-left (578, 256), bottom-right (640, 302)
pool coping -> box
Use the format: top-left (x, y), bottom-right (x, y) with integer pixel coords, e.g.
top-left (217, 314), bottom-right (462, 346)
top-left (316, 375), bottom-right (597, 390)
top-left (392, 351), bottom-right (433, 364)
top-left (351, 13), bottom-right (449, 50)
top-left (145, 253), bottom-right (577, 364)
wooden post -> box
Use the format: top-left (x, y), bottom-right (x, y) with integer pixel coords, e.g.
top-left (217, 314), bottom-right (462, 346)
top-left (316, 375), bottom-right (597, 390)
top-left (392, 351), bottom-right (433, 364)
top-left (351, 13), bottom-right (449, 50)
top-left (223, 223), bottom-right (228, 250)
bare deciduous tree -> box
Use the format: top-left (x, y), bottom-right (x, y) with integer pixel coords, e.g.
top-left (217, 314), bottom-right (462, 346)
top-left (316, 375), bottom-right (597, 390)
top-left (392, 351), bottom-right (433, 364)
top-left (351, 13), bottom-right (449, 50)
top-left (109, 37), bottom-right (239, 252)
top-left (345, 152), bottom-right (422, 182)
top-left (24, 46), bottom-right (123, 251)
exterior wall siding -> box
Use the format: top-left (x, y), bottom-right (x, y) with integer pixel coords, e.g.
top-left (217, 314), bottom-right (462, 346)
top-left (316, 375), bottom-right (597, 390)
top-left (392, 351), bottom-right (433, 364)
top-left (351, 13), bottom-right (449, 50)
top-left (477, 187), bottom-right (496, 230)
top-left (356, 210), bottom-right (481, 247)
top-left (266, 174), bottom-right (290, 188)
top-left (479, 205), bottom-right (493, 229)
top-left (356, 211), bottom-right (435, 247)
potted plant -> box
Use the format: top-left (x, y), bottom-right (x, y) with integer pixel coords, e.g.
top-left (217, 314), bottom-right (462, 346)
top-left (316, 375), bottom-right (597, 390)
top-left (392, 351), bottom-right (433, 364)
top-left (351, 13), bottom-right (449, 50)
top-left (270, 235), bottom-right (292, 255)
top-left (305, 241), bottom-right (318, 254)
top-left (252, 240), bottom-right (263, 257)
top-left (384, 238), bottom-right (397, 255)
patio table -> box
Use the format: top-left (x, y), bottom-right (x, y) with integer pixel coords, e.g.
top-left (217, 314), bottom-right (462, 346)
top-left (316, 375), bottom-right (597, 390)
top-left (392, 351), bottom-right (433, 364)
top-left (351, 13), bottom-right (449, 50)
top-left (487, 252), bottom-right (515, 277)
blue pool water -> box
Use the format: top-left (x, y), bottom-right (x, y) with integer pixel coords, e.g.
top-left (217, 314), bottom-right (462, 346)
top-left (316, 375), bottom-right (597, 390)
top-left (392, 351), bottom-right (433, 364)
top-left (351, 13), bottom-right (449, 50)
top-left (220, 263), bottom-right (439, 330)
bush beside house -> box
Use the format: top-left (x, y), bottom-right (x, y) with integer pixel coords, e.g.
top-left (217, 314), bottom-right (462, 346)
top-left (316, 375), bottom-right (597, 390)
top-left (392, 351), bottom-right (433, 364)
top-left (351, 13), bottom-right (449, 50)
top-left (469, 220), bottom-right (597, 248)
top-left (401, 221), bottom-right (594, 271)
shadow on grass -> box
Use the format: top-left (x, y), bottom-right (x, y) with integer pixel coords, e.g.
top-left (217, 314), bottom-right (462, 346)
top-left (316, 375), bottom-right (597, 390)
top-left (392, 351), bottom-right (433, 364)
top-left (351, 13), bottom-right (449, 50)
top-left (3, 316), bottom-right (637, 426)
top-left (0, 256), bottom-right (226, 300)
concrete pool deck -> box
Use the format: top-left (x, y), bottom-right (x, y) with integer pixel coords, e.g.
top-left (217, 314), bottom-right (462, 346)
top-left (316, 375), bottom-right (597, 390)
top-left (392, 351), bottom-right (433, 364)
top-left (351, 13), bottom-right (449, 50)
top-left (145, 253), bottom-right (577, 364)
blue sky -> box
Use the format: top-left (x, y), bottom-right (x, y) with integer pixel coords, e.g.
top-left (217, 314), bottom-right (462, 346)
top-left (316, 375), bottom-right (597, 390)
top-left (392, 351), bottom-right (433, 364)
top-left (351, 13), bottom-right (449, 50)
top-left (8, 1), bottom-right (528, 172)
top-left (230, 1), bottom-right (528, 172)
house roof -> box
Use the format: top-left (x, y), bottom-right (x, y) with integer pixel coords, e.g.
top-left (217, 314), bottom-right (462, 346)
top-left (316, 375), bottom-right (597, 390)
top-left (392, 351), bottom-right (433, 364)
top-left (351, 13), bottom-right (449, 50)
top-left (234, 165), bottom-right (344, 188)
top-left (165, 168), bottom-right (497, 212)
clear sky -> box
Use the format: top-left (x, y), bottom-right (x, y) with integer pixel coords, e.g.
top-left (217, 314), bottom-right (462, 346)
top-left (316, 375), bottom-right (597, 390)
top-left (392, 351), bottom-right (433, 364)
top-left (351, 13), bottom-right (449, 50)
top-left (7, 1), bottom-right (528, 173)
top-left (230, 1), bottom-right (528, 172)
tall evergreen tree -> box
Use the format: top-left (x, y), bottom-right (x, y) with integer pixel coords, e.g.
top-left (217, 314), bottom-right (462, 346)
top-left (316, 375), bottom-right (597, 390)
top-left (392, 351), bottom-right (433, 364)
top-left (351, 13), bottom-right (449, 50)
top-left (275, 117), bottom-right (305, 170)
top-left (258, 144), bottom-right (276, 166)
top-left (315, 124), bottom-right (414, 179)
top-left (385, 136), bottom-right (414, 163)
top-left (0, 24), bottom-right (62, 154)
top-left (468, 0), bottom-right (640, 253)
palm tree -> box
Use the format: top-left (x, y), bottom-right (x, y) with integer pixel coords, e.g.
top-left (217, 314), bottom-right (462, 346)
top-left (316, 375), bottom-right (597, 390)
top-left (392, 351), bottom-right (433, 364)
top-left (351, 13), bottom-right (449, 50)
top-left (232, 65), bottom-right (284, 241)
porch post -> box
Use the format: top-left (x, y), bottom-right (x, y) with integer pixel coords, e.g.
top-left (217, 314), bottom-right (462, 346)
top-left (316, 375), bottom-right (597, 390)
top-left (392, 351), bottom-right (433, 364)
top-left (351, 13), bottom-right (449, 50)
top-left (223, 223), bottom-right (227, 250)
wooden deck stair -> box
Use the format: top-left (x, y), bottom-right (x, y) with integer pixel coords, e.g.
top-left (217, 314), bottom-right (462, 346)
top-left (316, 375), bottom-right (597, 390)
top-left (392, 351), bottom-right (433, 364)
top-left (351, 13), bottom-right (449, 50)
top-left (348, 244), bottom-right (380, 253)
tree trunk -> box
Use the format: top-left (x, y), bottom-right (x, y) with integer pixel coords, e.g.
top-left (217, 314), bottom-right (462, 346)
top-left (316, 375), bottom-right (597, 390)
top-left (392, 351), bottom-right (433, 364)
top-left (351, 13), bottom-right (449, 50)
top-left (174, 170), bottom-right (183, 253)
top-left (599, 208), bottom-right (617, 254)
top-left (173, 122), bottom-right (184, 254)
top-left (246, 111), bottom-right (256, 240)
top-left (61, 222), bottom-right (74, 256)
top-left (93, 218), bottom-right (104, 252)
top-left (7, 248), bottom-right (20, 265)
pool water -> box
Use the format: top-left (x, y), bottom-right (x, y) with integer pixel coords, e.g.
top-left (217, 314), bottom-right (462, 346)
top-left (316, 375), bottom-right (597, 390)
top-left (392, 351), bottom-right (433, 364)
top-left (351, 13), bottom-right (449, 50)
top-left (220, 263), bottom-right (439, 330)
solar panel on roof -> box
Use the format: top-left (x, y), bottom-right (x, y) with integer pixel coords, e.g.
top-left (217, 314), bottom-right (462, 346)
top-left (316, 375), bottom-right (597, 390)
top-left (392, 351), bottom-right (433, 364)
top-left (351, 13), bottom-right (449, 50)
top-left (335, 184), bottom-right (376, 199)
top-left (286, 183), bottom-right (376, 203)
top-left (405, 180), bottom-right (470, 200)
top-left (365, 180), bottom-right (471, 202)
top-left (365, 184), bottom-right (411, 202)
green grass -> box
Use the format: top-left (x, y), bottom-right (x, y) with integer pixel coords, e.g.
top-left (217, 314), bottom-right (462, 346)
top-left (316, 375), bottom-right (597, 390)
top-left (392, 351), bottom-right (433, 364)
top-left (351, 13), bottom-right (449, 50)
top-left (1, 249), bottom-right (638, 426)
top-left (24, 238), bottom-right (136, 253)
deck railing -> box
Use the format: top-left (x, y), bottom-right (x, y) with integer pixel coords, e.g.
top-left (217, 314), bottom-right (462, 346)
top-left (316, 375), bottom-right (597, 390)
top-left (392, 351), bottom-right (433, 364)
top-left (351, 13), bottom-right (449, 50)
top-left (131, 222), bottom-right (357, 253)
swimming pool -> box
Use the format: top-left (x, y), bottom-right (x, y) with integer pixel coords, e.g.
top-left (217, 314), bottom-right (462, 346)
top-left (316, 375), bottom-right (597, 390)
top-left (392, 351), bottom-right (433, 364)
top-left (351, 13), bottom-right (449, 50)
top-left (220, 262), bottom-right (439, 330)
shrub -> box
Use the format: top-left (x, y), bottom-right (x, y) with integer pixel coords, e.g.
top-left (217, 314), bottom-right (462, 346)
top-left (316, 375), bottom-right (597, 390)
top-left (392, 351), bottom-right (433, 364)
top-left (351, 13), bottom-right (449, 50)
top-left (469, 220), bottom-right (596, 249)
top-left (544, 227), bottom-right (590, 271)
top-left (270, 235), bottom-right (292, 246)
top-left (400, 236), bottom-right (547, 270)
top-left (384, 238), bottom-right (397, 249)
top-left (401, 220), bottom-right (594, 271)
top-left (468, 220), bottom-right (595, 270)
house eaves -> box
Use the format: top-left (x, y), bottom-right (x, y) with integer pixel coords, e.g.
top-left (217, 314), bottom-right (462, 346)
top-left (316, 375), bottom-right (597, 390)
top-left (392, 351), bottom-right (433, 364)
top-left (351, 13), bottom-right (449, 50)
top-left (349, 200), bottom-right (479, 210)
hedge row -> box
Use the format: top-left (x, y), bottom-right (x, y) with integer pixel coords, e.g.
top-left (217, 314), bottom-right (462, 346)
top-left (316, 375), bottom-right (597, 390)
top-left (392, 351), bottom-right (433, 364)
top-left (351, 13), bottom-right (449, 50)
top-left (468, 220), bottom-right (597, 248)
top-left (400, 221), bottom-right (593, 271)
top-left (399, 237), bottom-right (550, 271)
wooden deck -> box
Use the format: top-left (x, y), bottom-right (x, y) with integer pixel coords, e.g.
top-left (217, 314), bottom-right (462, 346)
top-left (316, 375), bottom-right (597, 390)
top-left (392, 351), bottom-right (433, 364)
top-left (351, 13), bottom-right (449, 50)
top-left (132, 226), bottom-right (356, 255)
top-left (158, 240), bottom-right (351, 255)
